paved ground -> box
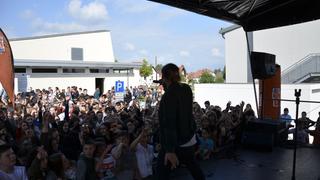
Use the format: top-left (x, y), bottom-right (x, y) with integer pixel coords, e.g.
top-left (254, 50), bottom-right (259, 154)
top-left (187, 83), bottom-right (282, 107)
top-left (171, 147), bottom-right (320, 180)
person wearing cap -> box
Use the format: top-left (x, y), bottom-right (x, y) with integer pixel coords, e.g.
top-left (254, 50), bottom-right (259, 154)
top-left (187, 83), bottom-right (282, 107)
top-left (156, 63), bottom-right (205, 180)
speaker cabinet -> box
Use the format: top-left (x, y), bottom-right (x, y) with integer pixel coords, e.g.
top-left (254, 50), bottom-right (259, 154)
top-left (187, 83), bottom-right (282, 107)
top-left (251, 52), bottom-right (276, 79)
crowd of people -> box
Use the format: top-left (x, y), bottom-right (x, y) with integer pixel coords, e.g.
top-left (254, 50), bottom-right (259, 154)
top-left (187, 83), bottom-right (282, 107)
top-left (0, 84), bottom-right (258, 180)
top-left (281, 108), bottom-right (320, 145)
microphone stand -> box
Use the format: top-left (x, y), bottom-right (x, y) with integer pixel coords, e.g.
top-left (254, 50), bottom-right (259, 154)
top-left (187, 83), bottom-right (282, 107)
top-left (291, 89), bottom-right (301, 180)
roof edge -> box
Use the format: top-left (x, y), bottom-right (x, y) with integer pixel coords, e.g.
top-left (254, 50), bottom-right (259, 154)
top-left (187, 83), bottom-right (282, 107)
top-left (10, 30), bottom-right (110, 41)
top-left (219, 24), bottom-right (241, 36)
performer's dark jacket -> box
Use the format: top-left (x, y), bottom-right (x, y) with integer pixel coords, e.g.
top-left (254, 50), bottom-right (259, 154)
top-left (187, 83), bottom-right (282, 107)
top-left (159, 82), bottom-right (196, 153)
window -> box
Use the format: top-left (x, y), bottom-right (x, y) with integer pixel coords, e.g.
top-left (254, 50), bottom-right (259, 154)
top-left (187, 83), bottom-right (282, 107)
top-left (90, 69), bottom-right (110, 73)
top-left (63, 68), bottom-right (85, 73)
top-left (113, 69), bottom-right (130, 74)
top-left (32, 68), bottom-right (57, 73)
top-left (90, 69), bottom-right (99, 73)
top-left (14, 68), bottom-right (26, 73)
top-left (71, 48), bottom-right (83, 60)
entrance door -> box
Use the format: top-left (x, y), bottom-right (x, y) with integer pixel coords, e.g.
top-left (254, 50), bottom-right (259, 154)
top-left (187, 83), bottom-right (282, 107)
top-left (95, 78), bottom-right (104, 94)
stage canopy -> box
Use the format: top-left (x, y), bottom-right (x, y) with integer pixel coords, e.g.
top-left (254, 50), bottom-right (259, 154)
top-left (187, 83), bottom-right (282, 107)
top-left (148, 0), bottom-right (320, 31)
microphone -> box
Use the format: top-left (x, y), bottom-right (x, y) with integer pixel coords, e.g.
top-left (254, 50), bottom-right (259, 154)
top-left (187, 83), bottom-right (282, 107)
top-left (153, 79), bottom-right (163, 84)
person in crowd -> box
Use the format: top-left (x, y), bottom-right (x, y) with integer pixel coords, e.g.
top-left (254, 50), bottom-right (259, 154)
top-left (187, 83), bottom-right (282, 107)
top-left (47, 152), bottom-right (70, 179)
top-left (307, 123), bottom-right (320, 146)
top-left (0, 82), bottom-right (258, 180)
top-left (95, 111), bottom-right (104, 128)
top-left (76, 138), bottom-right (97, 180)
top-left (111, 131), bottom-right (136, 179)
top-left (130, 128), bottom-right (154, 180)
top-left (156, 63), bottom-right (205, 180)
top-left (27, 146), bottom-right (48, 179)
top-left (95, 138), bottom-right (115, 180)
top-left (281, 108), bottom-right (293, 127)
top-left (298, 111), bottom-right (316, 130)
top-left (196, 128), bottom-right (214, 160)
top-left (0, 144), bottom-right (28, 180)
top-left (79, 122), bottom-right (95, 145)
top-left (289, 119), bottom-right (309, 145)
top-left (59, 121), bottom-right (81, 161)
top-left (193, 102), bottom-right (204, 131)
top-left (204, 101), bottom-right (210, 112)
top-left (94, 88), bottom-right (101, 100)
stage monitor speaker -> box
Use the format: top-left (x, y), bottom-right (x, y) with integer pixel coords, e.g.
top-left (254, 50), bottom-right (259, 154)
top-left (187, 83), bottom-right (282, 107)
top-left (241, 131), bottom-right (273, 151)
top-left (251, 52), bottom-right (276, 79)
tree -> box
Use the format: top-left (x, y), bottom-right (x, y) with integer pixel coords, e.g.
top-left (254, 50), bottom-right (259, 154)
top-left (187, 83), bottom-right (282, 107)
top-left (139, 59), bottom-right (153, 79)
top-left (223, 66), bottom-right (226, 80)
top-left (180, 73), bottom-right (186, 82)
top-left (199, 71), bottom-right (215, 83)
top-left (214, 72), bottom-right (225, 83)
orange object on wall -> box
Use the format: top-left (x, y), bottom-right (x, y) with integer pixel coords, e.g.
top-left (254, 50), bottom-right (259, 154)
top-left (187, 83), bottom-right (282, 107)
top-left (259, 64), bottom-right (281, 120)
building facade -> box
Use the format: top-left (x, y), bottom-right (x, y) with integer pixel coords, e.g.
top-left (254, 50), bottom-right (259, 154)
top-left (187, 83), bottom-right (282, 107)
top-left (8, 30), bottom-right (143, 94)
top-left (220, 19), bottom-right (320, 84)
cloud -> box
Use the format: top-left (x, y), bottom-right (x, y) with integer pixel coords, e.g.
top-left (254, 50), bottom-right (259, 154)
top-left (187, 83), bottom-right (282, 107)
top-left (139, 49), bottom-right (148, 55)
top-left (211, 48), bottom-right (223, 57)
top-left (179, 50), bottom-right (190, 57)
top-left (31, 18), bottom-right (87, 35)
top-left (68, 0), bottom-right (108, 24)
top-left (112, 0), bottom-right (157, 13)
top-left (20, 9), bottom-right (35, 19)
top-left (124, 42), bottom-right (135, 51)
top-left (20, 6), bottom-right (108, 36)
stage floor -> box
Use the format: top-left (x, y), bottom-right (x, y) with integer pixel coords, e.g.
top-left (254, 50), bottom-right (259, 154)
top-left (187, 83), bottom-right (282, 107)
top-left (173, 147), bottom-right (320, 180)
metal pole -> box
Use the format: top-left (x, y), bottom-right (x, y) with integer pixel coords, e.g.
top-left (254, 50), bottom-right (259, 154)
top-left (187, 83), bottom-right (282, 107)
top-left (155, 56), bottom-right (158, 80)
top-left (292, 89), bottom-right (301, 180)
top-left (127, 69), bottom-right (129, 88)
top-left (245, 32), bottom-right (259, 116)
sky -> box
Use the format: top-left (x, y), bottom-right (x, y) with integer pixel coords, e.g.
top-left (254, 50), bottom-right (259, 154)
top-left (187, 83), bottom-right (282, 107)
top-left (1, 0), bottom-right (232, 72)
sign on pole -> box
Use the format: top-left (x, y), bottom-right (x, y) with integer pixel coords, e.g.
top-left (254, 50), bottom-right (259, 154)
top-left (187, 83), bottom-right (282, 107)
top-left (115, 81), bottom-right (125, 102)
top-left (17, 74), bottom-right (29, 92)
top-left (115, 81), bottom-right (124, 93)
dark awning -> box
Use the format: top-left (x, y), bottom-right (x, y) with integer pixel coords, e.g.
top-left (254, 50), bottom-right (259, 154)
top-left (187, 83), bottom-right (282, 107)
top-left (148, 0), bottom-right (320, 31)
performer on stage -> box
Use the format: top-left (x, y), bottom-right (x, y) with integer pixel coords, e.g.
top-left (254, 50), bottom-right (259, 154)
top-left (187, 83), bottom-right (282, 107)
top-left (156, 63), bottom-right (205, 180)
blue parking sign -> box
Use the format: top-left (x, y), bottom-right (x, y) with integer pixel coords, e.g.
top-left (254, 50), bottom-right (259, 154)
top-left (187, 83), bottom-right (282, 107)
top-left (115, 81), bottom-right (124, 93)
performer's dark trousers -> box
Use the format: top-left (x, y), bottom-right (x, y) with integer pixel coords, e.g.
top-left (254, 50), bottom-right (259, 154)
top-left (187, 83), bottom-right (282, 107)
top-left (156, 145), bottom-right (205, 180)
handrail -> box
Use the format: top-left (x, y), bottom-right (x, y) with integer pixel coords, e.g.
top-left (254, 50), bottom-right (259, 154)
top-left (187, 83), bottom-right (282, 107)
top-left (282, 53), bottom-right (320, 74)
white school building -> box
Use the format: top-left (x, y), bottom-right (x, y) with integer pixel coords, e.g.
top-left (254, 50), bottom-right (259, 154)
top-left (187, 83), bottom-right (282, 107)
top-left (8, 30), bottom-right (147, 95)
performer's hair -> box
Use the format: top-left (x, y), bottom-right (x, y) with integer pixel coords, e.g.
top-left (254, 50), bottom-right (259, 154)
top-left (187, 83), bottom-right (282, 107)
top-left (161, 63), bottom-right (181, 83)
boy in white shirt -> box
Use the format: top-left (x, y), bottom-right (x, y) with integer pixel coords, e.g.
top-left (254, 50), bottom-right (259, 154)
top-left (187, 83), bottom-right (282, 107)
top-left (130, 129), bottom-right (154, 180)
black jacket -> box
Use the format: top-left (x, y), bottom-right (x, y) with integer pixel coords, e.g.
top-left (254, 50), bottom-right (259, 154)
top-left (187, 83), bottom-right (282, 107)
top-left (159, 82), bottom-right (196, 153)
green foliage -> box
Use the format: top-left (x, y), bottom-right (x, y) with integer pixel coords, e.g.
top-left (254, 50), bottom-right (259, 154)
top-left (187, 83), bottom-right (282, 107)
top-left (223, 66), bottom-right (226, 80)
top-left (180, 73), bottom-right (186, 82)
top-left (188, 78), bottom-right (196, 85)
top-left (139, 59), bottom-right (153, 79)
top-left (199, 71), bottom-right (215, 83)
top-left (215, 72), bottom-right (225, 83)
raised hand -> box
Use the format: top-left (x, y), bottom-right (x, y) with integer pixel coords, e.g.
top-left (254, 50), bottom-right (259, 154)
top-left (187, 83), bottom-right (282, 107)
top-left (164, 152), bottom-right (179, 170)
